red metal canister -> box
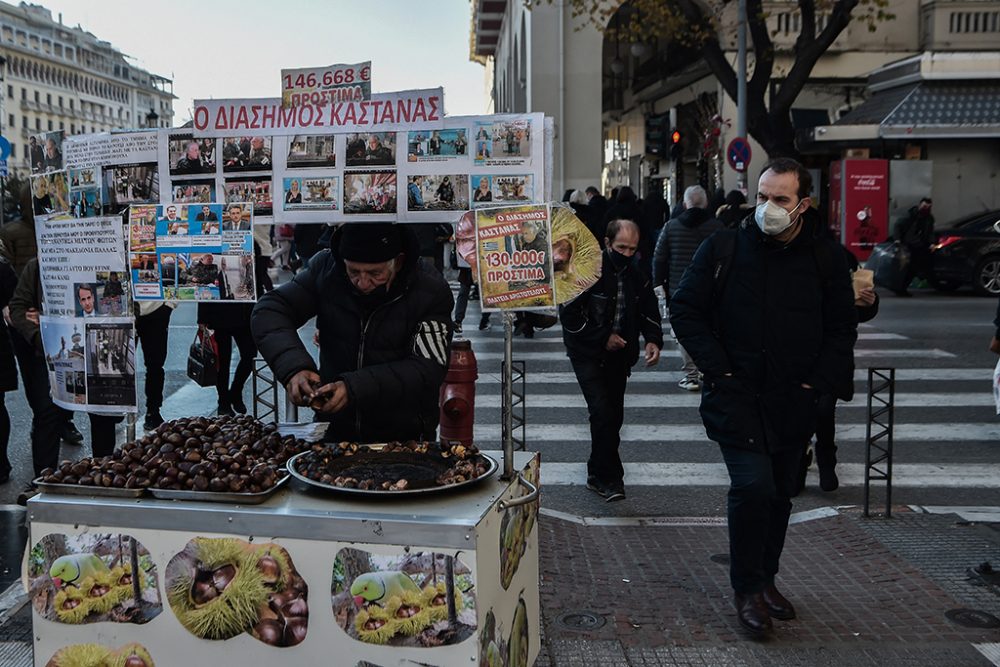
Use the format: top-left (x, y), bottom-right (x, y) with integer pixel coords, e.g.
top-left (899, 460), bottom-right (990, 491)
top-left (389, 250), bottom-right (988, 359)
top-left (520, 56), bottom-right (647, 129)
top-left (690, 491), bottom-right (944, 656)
top-left (439, 339), bottom-right (478, 445)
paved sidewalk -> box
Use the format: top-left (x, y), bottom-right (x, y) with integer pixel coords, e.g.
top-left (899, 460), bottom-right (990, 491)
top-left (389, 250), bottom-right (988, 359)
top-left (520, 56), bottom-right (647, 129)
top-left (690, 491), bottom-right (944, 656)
top-left (2, 507), bottom-right (999, 665)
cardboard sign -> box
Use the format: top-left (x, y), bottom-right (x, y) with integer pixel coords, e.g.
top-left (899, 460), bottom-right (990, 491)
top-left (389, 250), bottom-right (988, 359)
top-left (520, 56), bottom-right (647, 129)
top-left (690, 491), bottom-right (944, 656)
top-left (475, 204), bottom-right (555, 311)
top-left (281, 61), bottom-right (372, 108)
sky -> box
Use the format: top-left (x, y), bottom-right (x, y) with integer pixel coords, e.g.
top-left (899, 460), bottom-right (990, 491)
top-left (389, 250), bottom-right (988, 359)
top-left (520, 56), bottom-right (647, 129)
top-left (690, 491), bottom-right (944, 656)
top-left (33, 0), bottom-right (490, 124)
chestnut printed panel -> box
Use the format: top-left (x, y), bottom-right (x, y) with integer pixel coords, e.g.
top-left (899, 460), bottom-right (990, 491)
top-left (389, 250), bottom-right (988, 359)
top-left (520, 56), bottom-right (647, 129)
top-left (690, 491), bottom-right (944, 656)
top-left (332, 548), bottom-right (477, 647)
top-left (477, 598), bottom-right (530, 667)
top-left (165, 538), bottom-right (308, 646)
top-left (29, 533), bottom-right (162, 625)
top-left (45, 642), bottom-right (154, 667)
top-left (499, 456), bottom-right (539, 590)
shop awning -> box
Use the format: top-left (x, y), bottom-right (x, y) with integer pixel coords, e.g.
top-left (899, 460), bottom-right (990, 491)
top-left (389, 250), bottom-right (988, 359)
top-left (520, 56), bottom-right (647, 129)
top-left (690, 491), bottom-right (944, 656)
top-left (812, 81), bottom-right (1000, 141)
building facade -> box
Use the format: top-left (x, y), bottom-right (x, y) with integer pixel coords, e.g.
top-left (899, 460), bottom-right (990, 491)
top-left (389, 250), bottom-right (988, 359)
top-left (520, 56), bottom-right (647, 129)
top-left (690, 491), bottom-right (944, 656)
top-left (0, 1), bottom-right (174, 175)
top-left (472, 0), bottom-right (1000, 221)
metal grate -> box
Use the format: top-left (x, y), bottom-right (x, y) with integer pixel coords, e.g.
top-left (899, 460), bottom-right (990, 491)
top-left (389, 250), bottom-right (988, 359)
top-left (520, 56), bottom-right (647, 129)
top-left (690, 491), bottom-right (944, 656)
top-left (864, 367), bottom-right (895, 518)
top-left (252, 357), bottom-right (279, 423)
top-left (511, 359), bottom-right (526, 451)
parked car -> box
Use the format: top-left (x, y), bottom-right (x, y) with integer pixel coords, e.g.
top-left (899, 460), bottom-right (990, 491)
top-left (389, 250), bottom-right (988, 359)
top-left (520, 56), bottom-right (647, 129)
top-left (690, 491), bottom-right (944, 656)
top-left (929, 209), bottom-right (1000, 295)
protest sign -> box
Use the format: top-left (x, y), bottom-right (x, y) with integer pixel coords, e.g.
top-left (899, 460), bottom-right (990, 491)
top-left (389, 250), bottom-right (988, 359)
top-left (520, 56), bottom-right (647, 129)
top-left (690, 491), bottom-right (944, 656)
top-left (191, 88), bottom-right (444, 138)
top-left (475, 204), bottom-right (555, 311)
top-left (281, 61), bottom-right (371, 108)
top-left (41, 315), bottom-right (137, 413)
top-left (128, 203), bottom-right (256, 302)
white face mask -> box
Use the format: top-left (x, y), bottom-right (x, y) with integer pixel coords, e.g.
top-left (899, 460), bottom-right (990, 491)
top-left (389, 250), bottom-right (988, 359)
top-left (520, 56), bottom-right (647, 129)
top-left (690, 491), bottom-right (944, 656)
top-left (755, 199), bottom-right (802, 236)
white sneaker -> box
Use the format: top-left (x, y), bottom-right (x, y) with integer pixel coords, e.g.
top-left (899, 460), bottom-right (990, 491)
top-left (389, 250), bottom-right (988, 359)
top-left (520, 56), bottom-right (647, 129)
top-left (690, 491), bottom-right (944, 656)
top-left (678, 378), bottom-right (701, 392)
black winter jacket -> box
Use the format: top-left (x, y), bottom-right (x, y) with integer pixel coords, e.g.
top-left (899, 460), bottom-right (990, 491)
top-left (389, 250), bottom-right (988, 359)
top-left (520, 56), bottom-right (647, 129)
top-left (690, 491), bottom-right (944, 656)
top-left (251, 227), bottom-right (454, 443)
top-left (560, 250), bottom-right (663, 365)
top-left (652, 207), bottom-right (723, 299)
top-left (669, 218), bottom-right (857, 453)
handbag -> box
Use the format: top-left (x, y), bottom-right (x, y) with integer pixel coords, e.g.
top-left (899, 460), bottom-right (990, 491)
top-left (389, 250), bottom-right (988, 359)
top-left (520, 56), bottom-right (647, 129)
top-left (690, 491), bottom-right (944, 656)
top-left (187, 325), bottom-right (219, 387)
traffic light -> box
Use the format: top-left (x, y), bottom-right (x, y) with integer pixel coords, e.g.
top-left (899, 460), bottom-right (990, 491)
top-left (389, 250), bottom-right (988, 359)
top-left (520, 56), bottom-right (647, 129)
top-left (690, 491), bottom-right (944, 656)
top-left (670, 129), bottom-right (683, 161)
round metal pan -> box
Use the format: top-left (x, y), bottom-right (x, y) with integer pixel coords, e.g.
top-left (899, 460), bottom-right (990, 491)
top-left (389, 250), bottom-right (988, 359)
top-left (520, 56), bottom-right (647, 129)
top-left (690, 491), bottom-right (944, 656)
top-left (286, 450), bottom-right (498, 498)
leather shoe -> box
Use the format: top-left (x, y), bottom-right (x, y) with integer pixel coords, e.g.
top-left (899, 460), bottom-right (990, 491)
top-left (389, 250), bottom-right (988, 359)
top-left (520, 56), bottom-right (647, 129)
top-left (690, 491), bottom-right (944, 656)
top-left (762, 583), bottom-right (796, 620)
top-left (734, 592), bottom-right (773, 635)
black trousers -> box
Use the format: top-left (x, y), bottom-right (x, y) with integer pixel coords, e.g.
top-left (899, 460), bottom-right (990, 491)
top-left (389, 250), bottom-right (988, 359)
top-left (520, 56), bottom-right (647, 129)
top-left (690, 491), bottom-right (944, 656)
top-left (720, 443), bottom-right (805, 595)
top-left (814, 393), bottom-right (838, 468)
top-left (571, 356), bottom-right (629, 487)
top-left (10, 332), bottom-right (67, 476)
top-left (214, 327), bottom-right (257, 406)
top-left (135, 304), bottom-right (172, 411)
top-left (0, 393), bottom-right (9, 474)
top-left (89, 414), bottom-right (123, 459)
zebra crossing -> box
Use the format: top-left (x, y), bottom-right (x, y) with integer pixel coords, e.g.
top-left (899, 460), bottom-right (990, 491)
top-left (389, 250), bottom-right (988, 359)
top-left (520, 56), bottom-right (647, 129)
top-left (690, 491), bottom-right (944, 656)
top-left (457, 314), bottom-right (1000, 492)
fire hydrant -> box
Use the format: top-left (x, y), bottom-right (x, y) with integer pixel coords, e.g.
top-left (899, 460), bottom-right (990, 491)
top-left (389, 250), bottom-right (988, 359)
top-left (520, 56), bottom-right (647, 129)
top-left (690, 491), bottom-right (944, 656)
top-left (439, 339), bottom-right (478, 445)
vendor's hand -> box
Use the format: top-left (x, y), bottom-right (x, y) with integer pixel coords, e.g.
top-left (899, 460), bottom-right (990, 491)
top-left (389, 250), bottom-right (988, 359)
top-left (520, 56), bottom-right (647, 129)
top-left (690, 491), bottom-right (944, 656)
top-left (310, 381), bottom-right (349, 414)
top-left (991, 336), bottom-right (1000, 355)
top-left (605, 333), bottom-right (626, 351)
top-left (286, 369), bottom-right (321, 406)
top-left (858, 287), bottom-right (876, 306)
top-left (644, 343), bottom-right (660, 367)
top-left (25, 308), bottom-right (39, 326)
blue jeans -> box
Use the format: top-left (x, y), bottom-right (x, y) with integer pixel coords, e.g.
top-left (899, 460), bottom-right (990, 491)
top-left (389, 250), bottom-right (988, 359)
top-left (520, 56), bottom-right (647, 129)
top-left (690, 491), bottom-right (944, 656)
top-left (719, 444), bottom-right (805, 594)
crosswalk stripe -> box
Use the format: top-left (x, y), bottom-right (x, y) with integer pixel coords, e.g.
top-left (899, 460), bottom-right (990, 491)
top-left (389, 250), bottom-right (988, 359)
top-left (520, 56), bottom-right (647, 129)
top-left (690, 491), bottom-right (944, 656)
top-left (471, 392), bottom-right (995, 408)
top-left (456, 332), bottom-right (911, 344)
top-left (535, 462), bottom-right (1000, 488)
top-left (469, 348), bottom-right (956, 361)
top-left (471, 368), bottom-right (990, 383)
top-left (473, 423), bottom-right (1000, 442)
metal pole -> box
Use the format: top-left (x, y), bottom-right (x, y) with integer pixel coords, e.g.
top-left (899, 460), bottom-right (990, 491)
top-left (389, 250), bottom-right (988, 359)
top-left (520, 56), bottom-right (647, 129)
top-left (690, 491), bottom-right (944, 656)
top-left (501, 311), bottom-right (514, 481)
top-left (126, 413), bottom-right (136, 444)
top-left (285, 391), bottom-right (298, 424)
top-left (736, 0), bottom-right (748, 192)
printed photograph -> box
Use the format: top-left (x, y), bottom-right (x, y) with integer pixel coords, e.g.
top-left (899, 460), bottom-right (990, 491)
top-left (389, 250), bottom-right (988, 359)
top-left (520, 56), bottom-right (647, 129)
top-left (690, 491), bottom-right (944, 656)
top-left (344, 171), bottom-right (397, 214)
top-left (69, 188), bottom-right (100, 218)
top-left (68, 167), bottom-right (99, 189)
top-left (222, 203), bottom-right (252, 231)
top-left (190, 203), bottom-right (224, 235)
top-left (158, 253), bottom-right (176, 286)
top-left (29, 129), bottom-right (63, 174)
top-left (287, 135), bottom-right (336, 169)
top-left (221, 136), bottom-right (272, 172)
top-left (407, 129), bottom-right (468, 160)
top-left (474, 119), bottom-right (531, 164)
top-left (178, 252), bottom-right (221, 288)
top-left (85, 321), bottom-right (137, 406)
top-left (105, 163), bottom-right (159, 209)
top-left (168, 135), bottom-right (216, 175)
top-left (406, 174), bottom-right (469, 211)
top-left (31, 171), bottom-right (70, 215)
top-left (493, 175), bottom-right (534, 204)
top-left (345, 132), bottom-right (396, 168)
top-left (282, 176), bottom-right (338, 211)
top-left (471, 175), bottom-right (493, 206)
top-left (94, 272), bottom-right (128, 316)
top-left (41, 319), bottom-right (85, 368)
top-left (225, 177), bottom-right (272, 216)
top-left (171, 180), bottom-right (215, 204)
top-left (28, 532), bottom-right (162, 626)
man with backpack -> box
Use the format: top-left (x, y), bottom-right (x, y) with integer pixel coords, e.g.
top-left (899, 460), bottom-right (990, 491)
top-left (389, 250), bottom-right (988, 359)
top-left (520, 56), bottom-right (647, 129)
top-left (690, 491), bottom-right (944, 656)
top-left (670, 158), bottom-right (857, 636)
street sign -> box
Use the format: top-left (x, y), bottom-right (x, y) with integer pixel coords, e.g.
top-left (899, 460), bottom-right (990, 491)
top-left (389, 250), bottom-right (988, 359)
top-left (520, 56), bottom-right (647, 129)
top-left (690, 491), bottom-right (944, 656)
top-left (0, 136), bottom-right (10, 162)
top-left (727, 137), bottom-right (751, 173)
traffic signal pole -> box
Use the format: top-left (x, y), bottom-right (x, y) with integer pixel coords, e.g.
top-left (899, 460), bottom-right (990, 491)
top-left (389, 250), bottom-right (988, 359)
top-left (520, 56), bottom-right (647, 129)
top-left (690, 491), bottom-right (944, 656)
top-left (736, 0), bottom-right (748, 192)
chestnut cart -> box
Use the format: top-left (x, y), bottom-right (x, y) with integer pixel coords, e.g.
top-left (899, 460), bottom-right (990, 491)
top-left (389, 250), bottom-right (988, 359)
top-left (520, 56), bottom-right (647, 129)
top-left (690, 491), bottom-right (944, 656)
top-left (24, 449), bottom-right (540, 667)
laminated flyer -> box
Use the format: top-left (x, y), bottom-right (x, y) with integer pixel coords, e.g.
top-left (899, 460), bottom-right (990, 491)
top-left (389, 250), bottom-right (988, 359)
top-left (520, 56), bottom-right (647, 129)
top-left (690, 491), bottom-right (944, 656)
top-left (475, 204), bottom-right (555, 311)
top-left (128, 203), bottom-right (256, 301)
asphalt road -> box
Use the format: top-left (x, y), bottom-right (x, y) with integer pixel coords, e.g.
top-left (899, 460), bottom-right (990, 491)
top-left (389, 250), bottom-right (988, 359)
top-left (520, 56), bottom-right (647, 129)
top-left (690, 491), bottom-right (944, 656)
top-left (0, 284), bottom-right (998, 518)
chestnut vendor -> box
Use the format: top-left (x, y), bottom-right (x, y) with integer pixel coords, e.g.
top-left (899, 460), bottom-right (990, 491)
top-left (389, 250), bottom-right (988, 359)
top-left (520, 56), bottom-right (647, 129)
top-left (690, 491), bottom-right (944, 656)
top-left (251, 223), bottom-right (454, 442)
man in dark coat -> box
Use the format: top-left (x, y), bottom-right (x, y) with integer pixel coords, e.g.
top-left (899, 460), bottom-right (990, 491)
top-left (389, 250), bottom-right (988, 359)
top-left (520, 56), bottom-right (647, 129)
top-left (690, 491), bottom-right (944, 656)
top-left (892, 197), bottom-right (934, 296)
top-left (670, 158), bottom-right (857, 636)
top-left (652, 185), bottom-right (723, 392)
top-left (560, 219), bottom-right (663, 502)
top-left (252, 224), bottom-right (454, 443)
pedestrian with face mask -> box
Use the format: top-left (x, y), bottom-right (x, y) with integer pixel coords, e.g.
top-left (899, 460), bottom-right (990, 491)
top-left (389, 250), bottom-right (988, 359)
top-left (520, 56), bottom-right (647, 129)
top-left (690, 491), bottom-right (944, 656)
top-left (670, 158), bottom-right (857, 636)
top-left (559, 219), bottom-right (663, 502)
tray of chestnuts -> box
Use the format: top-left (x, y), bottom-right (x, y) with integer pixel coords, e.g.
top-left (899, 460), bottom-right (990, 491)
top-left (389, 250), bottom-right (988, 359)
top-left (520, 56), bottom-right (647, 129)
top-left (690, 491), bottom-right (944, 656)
top-left (286, 440), bottom-right (497, 498)
top-left (34, 415), bottom-right (310, 503)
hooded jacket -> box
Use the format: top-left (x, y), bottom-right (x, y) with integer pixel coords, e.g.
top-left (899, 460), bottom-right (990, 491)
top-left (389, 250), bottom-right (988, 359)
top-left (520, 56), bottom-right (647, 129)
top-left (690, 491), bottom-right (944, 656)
top-left (251, 226), bottom-right (454, 443)
top-left (652, 207), bottom-right (724, 299)
top-left (669, 215), bottom-right (857, 453)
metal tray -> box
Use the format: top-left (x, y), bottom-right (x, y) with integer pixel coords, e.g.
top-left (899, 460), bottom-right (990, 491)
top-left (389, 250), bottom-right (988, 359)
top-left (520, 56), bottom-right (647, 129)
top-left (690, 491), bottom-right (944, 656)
top-left (148, 474), bottom-right (290, 504)
top-left (33, 477), bottom-right (147, 499)
top-left (286, 449), bottom-right (498, 498)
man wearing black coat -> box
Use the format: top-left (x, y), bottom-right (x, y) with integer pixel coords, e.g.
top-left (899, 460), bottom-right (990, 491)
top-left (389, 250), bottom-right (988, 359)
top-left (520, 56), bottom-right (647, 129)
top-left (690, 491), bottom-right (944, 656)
top-left (252, 224), bottom-right (454, 443)
top-left (652, 185), bottom-right (723, 392)
top-left (560, 219), bottom-right (663, 502)
top-left (670, 158), bottom-right (857, 636)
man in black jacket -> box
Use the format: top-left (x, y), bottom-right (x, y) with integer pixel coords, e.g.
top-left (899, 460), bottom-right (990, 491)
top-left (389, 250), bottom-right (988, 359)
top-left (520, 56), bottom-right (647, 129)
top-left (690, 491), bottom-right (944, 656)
top-left (251, 224), bottom-right (454, 443)
top-left (652, 185), bottom-right (723, 392)
top-left (670, 158), bottom-right (857, 636)
top-left (560, 219), bottom-right (663, 502)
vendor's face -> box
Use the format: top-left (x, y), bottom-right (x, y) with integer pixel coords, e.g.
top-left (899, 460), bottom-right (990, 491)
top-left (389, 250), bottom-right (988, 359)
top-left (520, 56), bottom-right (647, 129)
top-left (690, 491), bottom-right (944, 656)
top-left (345, 256), bottom-right (401, 294)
